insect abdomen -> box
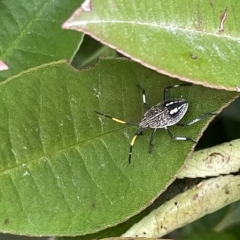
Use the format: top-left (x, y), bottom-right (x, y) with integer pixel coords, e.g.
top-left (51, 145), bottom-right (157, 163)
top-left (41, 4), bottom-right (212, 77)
top-left (140, 98), bottom-right (188, 128)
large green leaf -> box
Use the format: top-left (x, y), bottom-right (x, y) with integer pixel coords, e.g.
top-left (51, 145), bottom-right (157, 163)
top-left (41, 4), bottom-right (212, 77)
top-left (63, 0), bottom-right (240, 90)
top-left (0, 58), bottom-right (237, 236)
top-left (0, 0), bottom-right (83, 81)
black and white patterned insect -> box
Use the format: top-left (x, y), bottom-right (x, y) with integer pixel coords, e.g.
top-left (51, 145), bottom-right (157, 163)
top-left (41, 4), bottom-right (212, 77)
top-left (95, 83), bottom-right (216, 163)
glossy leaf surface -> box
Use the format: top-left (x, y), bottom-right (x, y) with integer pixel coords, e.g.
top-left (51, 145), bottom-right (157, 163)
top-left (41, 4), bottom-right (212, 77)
top-left (0, 0), bottom-right (83, 81)
top-left (0, 58), bottom-right (237, 236)
top-left (63, 0), bottom-right (240, 90)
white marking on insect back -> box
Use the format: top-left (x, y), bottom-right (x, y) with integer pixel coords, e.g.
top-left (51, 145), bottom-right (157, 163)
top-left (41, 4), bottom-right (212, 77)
top-left (170, 108), bottom-right (179, 115)
top-left (166, 102), bottom-right (174, 106)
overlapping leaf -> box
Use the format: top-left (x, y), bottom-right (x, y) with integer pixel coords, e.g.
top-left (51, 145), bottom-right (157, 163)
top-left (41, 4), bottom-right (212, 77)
top-left (63, 0), bottom-right (240, 90)
top-left (0, 0), bottom-right (83, 81)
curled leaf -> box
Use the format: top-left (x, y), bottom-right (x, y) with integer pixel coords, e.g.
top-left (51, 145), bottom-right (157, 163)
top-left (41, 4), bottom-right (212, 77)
top-left (178, 139), bottom-right (240, 178)
top-left (122, 175), bottom-right (240, 238)
top-left (63, 0), bottom-right (240, 90)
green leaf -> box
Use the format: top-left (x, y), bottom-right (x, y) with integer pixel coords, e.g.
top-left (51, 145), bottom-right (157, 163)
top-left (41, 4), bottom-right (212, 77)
top-left (72, 35), bottom-right (117, 69)
top-left (0, 58), bottom-right (237, 236)
top-left (0, 1), bottom-right (83, 81)
top-left (214, 200), bottom-right (240, 232)
top-left (63, 0), bottom-right (240, 90)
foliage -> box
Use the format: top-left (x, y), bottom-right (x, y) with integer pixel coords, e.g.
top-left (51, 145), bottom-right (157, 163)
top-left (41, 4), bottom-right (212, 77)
top-left (0, 1), bottom-right (240, 240)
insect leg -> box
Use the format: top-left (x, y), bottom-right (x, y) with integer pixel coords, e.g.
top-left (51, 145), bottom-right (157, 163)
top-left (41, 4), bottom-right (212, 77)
top-left (129, 129), bottom-right (143, 164)
top-left (177, 112), bottom-right (217, 126)
top-left (165, 127), bottom-right (197, 143)
top-left (164, 83), bottom-right (193, 100)
top-left (149, 128), bottom-right (157, 153)
top-left (95, 111), bottom-right (139, 126)
top-left (137, 85), bottom-right (150, 110)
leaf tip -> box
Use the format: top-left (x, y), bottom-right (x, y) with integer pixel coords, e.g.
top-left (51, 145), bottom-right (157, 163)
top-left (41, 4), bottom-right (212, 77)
top-left (81, 0), bottom-right (92, 12)
top-left (62, 0), bottom-right (92, 29)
